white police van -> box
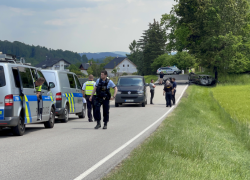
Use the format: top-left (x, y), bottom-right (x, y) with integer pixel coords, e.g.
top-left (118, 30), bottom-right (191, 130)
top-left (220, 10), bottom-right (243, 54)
top-left (0, 53), bottom-right (56, 136)
top-left (41, 70), bottom-right (86, 122)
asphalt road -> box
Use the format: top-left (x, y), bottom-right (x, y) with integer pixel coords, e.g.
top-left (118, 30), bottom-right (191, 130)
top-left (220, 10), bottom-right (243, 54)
top-left (0, 85), bottom-right (188, 180)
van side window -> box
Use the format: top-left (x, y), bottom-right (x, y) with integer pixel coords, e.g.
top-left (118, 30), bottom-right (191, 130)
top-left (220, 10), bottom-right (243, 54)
top-left (67, 74), bottom-right (76, 88)
top-left (19, 68), bottom-right (34, 89)
top-left (74, 75), bottom-right (82, 90)
top-left (37, 71), bottom-right (48, 90)
top-left (12, 69), bottom-right (20, 88)
top-left (0, 66), bottom-right (6, 87)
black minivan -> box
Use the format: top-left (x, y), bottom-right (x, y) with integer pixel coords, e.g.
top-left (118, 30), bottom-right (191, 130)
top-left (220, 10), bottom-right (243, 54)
top-left (115, 75), bottom-right (148, 107)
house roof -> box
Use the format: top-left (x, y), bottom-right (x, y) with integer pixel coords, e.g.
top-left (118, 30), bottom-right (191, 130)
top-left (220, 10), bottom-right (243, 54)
top-left (35, 58), bottom-right (71, 68)
top-left (104, 57), bottom-right (136, 69)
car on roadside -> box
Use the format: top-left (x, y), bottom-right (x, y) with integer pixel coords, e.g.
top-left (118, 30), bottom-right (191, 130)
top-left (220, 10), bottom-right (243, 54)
top-left (157, 67), bottom-right (181, 75)
top-left (189, 74), bottom-right (216, 85)
top-left (0, 53), bottom-right (56, 136)
top-left (41, 70), bottom-right (86, 123)
top-left (115, 75), bottom-right (148, 107)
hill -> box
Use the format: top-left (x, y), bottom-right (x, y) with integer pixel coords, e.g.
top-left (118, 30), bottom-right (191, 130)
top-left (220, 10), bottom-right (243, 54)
top-left (0, 40), bottom-right (82, 66)
top-left (79, 52), bottom-right (129, 62)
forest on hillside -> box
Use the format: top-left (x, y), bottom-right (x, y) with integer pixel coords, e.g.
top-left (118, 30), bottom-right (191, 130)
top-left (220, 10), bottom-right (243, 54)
top-left (0, 40), bottom-right (86, 66)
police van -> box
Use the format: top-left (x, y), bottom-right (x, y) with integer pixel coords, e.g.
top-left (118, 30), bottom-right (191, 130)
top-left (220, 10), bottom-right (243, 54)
top-left (41, 70), bottom-right (86, 122)
top-left (0, 53), bottom-right (56, 136)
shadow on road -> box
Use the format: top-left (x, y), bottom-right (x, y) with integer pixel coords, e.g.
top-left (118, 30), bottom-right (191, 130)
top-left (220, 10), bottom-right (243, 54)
top-left (0, 127), bottom-right (45, 137)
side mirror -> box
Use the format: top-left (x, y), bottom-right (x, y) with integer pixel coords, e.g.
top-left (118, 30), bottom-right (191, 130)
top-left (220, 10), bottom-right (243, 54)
top-left (48, 82), bottom-right (55, 90)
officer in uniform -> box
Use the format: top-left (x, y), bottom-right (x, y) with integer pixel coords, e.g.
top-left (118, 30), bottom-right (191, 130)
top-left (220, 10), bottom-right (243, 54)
top-left (34, 77), bottom-right (45, 120)
top-left (82, 74), bottom-right (96, 122)
top-left (89, 70), bottom-right (117, 129)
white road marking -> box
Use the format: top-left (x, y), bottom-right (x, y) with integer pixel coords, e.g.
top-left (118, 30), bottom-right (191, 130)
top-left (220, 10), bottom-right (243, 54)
top-left (74, 85), bottom-right (189, 180)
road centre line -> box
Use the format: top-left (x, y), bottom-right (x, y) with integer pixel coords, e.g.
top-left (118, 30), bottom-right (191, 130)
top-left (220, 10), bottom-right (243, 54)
top-left (74, 85), bottom-right (189, 180)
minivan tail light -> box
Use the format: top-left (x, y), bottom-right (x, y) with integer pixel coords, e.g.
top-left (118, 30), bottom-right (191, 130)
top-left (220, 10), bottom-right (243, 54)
top-left (56, 92), bottom-right (62, 101)
top-left (5, 94), bottom-right (13, 106)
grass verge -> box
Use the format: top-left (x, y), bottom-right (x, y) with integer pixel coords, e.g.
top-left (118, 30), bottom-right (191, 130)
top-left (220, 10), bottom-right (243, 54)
top-left (144, 75), bottom-right (158, 84)
top-left (103, 85), bottom-right (250, 180)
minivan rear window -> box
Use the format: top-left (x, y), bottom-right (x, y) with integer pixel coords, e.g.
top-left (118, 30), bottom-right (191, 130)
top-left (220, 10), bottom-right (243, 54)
top-left (0, 66), bottom-right (6, 87)
top-left (117, 78), bottom-right (143, 86)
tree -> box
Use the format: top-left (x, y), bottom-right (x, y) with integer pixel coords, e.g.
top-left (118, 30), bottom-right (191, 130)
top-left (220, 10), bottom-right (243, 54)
top-left (161, 0), bottom-right (250, 81)
top-left (87, 66), bottom-right (93, 75)
top-left (81, 54), bottom-right (88, 63)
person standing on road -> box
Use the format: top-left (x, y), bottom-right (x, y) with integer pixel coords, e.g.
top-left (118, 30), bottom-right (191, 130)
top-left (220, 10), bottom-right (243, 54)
top-left (159, 72), bottom-right (164, 85)
top-left (163, 80), bottom-right (173, 107)
top-left (149, 79), bottom-right (156, 104)
top-left (89, 70), bottom-right (117, 129)
top-left (171, 78), bottom-right (177, 105)
top-left (82, 74), bottom-right (96, 122)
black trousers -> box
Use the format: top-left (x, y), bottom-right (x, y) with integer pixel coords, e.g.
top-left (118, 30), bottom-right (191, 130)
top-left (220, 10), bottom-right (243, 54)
top-left (150, 90), bottom-right (154, 104)
top-left (86, 95), bottom-right (96, 121)
top-left (172, 90), bottom-right (176, 104)
top-left (37, 95), bottom-right (43, 115)
top-left (94, 98), bottom-right (110, 123)
top-left (165, 92), bottom-right (172, 106)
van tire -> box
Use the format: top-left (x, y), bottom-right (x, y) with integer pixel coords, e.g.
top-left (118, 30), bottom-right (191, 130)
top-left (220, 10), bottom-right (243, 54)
top-left (12, 115), bottom-right (25, 136)
top-left (78, 106), bottom-right (86, 118)
top-left (44, 108), bottom-right (55, 128)
top-left (61, 105), bottom-right (69, 123)
top-left (115, 103), bottom-right (119, 107)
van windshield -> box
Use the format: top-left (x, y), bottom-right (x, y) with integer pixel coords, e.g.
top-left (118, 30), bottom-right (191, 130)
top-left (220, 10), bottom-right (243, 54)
top-left (0, 66), bottom-right (6, 87)
top-left (117, 78), bottom-right (143, 86)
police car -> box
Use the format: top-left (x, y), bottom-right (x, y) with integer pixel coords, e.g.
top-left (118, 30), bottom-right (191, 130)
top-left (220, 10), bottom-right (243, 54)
top-left (41, 70), bottom-right (86, 122)
top-left (0, 53), bottom-right (56, 136)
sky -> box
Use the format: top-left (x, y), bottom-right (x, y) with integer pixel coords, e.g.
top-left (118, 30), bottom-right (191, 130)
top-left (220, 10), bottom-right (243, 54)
top-left (0, 0), bottom-right (176, 53)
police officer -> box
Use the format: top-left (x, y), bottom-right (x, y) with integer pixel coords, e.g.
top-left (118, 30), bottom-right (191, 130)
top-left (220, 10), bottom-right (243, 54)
top-left (171, 78), bottom-right (177, 105)
top-left (35, 77), bottom-right (45, 120)
top-left (89, 70), bottom-right (117, 129)
top-left (82, 74), bottom-right (96, 122)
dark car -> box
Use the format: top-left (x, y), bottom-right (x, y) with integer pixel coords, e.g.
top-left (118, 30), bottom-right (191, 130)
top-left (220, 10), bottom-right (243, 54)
top-left (115, 76), bottom-right (148, 107)
top-left (189, 74), bottom-right (216, 85)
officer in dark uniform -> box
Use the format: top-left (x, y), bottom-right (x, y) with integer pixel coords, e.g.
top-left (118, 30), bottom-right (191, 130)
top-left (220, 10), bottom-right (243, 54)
top-left (89, 70), bottom-right (117, 129)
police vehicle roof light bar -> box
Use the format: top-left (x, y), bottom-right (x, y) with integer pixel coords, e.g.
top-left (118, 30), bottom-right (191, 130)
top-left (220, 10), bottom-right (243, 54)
top-left (0, 52), bottom-right (17, 64)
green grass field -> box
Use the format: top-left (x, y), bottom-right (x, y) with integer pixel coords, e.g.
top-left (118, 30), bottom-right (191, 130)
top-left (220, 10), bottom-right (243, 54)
top-left (212, 85), bottom-right (250, 123)
top-left (103, 85), bottom-right (250, 180)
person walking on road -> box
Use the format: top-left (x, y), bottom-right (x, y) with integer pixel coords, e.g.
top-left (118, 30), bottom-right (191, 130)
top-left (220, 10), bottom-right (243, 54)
top-left (89, 70), bottom-right (117, 129)
top-left (149, 79), bottom-right (156, 104)
top-left (82, 74), bottom-right (96, 122)
top-left (171, 78), bottom-right (177, 105)
top-left (163, 80), bottom-right (173, 107)
top-left (159, 72), bottom-right (164, 85)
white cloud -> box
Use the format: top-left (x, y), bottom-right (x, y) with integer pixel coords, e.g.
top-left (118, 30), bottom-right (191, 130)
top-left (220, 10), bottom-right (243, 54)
top-left (0, 0), bottom-right (177, 52)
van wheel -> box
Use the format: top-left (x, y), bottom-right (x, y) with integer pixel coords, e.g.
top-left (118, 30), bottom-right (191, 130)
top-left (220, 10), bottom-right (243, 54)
top-left (142, 102), bottom-right (146, 107)
top-left (173, 71), bottom-right (177, 74)
top-left (115, 103), bottom-right (119, 107)
top-left (78, 106), bottom-right (86, 118)
top-left (61, 105), bottom-right (69, 123)
top-left (12, 115), bottom-right (25, 136)
top-left (44, 108), bottom-right (55, 128)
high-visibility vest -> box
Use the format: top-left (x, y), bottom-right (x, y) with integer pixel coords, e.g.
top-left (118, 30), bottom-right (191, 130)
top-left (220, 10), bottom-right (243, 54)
top-left (85, 81), bottom-right (96, 95)
top-left (189, 69), bottom-right (192, 73)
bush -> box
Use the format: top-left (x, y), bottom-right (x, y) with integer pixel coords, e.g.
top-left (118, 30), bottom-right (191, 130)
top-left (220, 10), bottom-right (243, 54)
top-left (122, 72), bottom-right (128, 76)
top-left (132, 72), bottom-right (138, 75)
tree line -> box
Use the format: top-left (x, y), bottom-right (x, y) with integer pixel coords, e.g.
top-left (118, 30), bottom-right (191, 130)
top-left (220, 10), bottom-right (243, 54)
top-left (127, 0), bottom-right (250, 80)
top-left (0, 40), bottom-right (85, 65)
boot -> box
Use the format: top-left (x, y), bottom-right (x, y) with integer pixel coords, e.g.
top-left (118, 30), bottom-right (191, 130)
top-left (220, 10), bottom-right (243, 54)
top-left (95, 121), bottom-right (101, 129)
top-left (103, 122), bottom-right (107, 129)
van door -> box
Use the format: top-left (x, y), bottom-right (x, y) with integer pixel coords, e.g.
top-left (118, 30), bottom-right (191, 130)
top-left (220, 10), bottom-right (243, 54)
top-left (74, 75), bottom-right (83, 113)
top-left (37, 70), bottom-right (51, 120)
top-left (17, 67), bottom-right (37, 123)
top-left (67, 73), bottom-right (76, 113)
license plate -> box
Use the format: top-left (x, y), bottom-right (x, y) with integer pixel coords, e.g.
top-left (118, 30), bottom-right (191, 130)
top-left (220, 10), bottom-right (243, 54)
top-left (125, 100), bottom-right (134, 102)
